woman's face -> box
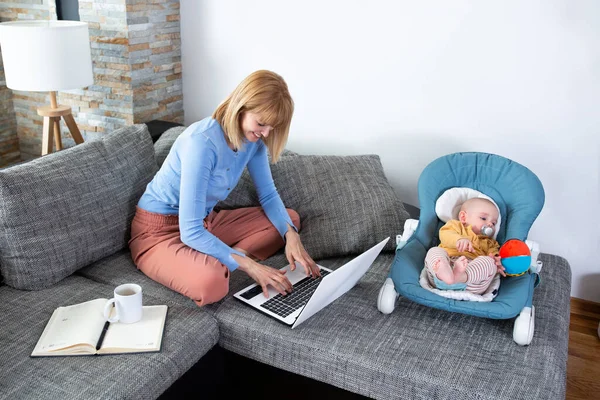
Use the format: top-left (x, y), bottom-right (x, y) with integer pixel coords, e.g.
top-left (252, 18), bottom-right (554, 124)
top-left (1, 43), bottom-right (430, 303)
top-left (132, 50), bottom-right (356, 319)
top-left (240, 112), bottom-right (273, 143)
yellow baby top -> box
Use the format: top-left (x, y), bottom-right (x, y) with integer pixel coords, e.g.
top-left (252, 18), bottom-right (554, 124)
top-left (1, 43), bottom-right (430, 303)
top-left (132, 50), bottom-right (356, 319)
top-left (439, 220), bottom-right (500, 259)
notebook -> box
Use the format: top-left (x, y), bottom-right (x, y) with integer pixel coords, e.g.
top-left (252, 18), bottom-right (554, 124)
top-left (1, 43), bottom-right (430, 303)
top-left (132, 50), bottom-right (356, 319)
top-left (233, 237), bottom-right (389, 328)
top-left (31, 298), bottom-right (167, 357)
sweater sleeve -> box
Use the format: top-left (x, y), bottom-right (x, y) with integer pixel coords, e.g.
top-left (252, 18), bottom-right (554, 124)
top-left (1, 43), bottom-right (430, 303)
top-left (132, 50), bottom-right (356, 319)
top-left (481, 238), bottom-right (500, 255)
top-left (438, 220), bottom-right (467, 249)
top-left (178, 134), bottom-right (245, 271)
top-left (247, 142), bottom-right (297, 238)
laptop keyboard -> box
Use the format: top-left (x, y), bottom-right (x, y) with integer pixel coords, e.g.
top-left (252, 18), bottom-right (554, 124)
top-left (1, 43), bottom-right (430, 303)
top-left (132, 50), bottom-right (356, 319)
top-left (261, 269), bottom-right (330, 318)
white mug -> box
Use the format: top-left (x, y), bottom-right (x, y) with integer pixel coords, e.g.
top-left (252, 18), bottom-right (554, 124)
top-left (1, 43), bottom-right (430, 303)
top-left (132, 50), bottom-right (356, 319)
top-left (103, 283), bottom-right (143, 324)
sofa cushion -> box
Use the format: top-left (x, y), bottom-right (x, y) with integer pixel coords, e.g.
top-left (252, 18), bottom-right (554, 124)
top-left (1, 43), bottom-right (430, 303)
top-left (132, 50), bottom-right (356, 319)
top-left (154, 126), bottom-right (186, 167)
top-left (215, 252), bottom-right (570, 400)
top-left (77, 249), bottom-right (198, 309)
top-left (78, 249), bottom-right (292, 315)
top-left (0, 124), bottom-right (158, 290)
top-left (153, 125), bottom-right (299, 168)
top-left (219, 154), bottom-right (410, 258)
top-left (0, 275), bottom-right (219, 400)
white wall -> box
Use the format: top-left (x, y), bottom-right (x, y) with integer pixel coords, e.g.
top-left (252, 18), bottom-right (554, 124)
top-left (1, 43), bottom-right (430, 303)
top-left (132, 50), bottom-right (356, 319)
top-left (180, 0), bottom-right (600, 302)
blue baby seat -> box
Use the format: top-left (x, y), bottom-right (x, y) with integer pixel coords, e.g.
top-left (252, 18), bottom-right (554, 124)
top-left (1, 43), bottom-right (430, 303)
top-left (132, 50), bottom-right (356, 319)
top-left (377, 152), bottom-right (545, 345)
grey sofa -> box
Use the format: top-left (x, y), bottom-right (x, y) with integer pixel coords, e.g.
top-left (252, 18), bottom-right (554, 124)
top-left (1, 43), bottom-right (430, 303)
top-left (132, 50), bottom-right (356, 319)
top-left (0, 124), bottom-right (571, 400)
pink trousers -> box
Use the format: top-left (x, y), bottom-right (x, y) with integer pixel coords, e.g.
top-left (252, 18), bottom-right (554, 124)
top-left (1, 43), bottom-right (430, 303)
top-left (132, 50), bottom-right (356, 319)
top-left (129, 206), bottom-right (300, 306)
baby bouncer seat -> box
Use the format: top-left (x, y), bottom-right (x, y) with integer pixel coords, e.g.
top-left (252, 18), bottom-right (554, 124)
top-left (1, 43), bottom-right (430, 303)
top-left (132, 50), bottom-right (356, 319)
top-left (377, 152), bottom-right (544, 345)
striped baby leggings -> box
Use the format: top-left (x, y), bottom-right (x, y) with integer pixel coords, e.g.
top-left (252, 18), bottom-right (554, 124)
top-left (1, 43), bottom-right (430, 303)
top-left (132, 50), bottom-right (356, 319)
top-left (425, 247), bottom-right (497, 294)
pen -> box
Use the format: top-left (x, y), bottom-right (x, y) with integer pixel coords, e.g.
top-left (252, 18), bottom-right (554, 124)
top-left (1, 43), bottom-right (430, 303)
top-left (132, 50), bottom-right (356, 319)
top-left (96, 320), bottom-right (110, 351)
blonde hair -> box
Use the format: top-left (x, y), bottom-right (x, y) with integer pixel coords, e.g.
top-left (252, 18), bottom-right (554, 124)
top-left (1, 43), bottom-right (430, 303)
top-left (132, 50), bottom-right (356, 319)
top-left (460, 198), bottom-right (496, 213)
top-left (212, 70), bottom-right (294, 163)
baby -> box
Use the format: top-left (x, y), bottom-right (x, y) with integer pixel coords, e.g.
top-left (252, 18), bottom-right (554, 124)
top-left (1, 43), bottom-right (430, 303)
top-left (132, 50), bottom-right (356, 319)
top-left (425, 197), bottom-right (506, 294)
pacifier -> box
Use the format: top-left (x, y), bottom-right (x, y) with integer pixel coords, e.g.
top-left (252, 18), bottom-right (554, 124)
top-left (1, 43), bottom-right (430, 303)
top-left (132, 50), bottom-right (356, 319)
top-left (481, 225), bottom-right (494, 237)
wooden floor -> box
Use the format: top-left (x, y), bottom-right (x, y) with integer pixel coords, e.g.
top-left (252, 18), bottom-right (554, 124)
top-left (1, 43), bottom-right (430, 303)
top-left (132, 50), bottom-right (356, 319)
top-left (567, 297), bottom-right (600, 400)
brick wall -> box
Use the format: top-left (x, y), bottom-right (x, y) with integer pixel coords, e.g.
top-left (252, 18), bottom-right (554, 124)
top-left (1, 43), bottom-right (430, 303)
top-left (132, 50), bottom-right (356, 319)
top-left (76, 0), bottom-right (133, 144)
top-left (1, 0), bottom-right (183, 162)
top-left (127, 0), bottom-right (183, 124)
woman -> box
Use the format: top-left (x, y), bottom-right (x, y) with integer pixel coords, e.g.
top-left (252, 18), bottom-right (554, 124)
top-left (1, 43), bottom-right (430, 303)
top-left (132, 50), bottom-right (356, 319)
top-left (129, 70), bottom-right (319, 306)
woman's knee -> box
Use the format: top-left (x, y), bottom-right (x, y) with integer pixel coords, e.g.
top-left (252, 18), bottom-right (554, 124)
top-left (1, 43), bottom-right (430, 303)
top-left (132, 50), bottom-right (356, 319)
top-left (287, 208), bottom-right (301, 230)
top-left (187, 264), bottom-right (230, 306)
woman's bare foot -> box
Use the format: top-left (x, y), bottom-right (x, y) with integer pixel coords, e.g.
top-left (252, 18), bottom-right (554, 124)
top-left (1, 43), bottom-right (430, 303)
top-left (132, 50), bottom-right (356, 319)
top-left (432, 258), bottom-right (455, 284)
top-left (452, 256), bottom-right (469, 283)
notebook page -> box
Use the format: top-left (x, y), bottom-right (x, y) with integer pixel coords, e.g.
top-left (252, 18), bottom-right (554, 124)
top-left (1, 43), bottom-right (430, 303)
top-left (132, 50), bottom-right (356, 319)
top-left (33, 298), bottom-right (107, 353)
top-left (100, 305), bottom-right (167, 352)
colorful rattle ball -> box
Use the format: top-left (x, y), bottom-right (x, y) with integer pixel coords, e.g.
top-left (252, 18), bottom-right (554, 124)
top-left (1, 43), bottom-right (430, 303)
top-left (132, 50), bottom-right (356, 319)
top-left (499, 239), bottom-right (531, 276)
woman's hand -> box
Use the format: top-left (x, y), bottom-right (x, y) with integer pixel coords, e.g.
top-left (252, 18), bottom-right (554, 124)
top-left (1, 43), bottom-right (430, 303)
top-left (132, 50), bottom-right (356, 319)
top-left (284, 225), bottom-right (320, 278)
top-left (232, 253), bottom-right (293, 298)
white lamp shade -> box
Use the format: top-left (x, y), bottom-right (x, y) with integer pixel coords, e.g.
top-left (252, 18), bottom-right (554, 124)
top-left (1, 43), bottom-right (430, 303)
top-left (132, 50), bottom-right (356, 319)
top-left (0, 20), bottom-right (93, 92)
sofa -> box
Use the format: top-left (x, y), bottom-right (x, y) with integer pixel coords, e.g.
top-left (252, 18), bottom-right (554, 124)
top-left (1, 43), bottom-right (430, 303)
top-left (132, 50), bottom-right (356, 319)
top-left (0, 124), bottom-right (571, 400)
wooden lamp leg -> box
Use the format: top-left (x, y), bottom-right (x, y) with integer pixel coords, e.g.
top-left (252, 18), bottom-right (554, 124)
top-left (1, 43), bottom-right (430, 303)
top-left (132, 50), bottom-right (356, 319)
top-left (49, 91), bottom-right (63, 151)
top-left (42, 116), bottom-right (54, 156)
top-left (63, 114), bottom-right (85, 145)
top-left (53, 118), bottom-right (63, 151)
top-left (38, 91), bottom-right (85, 155)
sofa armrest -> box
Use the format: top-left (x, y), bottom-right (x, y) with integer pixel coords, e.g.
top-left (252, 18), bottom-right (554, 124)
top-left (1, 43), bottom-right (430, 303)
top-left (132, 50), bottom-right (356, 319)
top-left (145, 120), bottom-right (184, 143)
top-left (402, 202), bottom-right (420, 219)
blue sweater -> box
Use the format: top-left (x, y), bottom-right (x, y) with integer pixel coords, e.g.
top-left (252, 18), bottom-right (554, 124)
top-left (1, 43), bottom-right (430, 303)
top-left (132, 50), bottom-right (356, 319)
top-left (137, 118), bottom-right (295, 271)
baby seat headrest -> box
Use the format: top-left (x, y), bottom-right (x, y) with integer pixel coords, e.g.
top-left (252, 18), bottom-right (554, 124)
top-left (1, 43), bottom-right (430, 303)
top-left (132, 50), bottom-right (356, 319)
top-left (435, 187), bottom-right (501, 240)
top-left (415, 152), bottom-right (545, 246)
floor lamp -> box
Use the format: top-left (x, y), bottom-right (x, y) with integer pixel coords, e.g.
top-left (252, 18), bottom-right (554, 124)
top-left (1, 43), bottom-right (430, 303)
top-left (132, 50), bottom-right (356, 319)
top-left (0, 20), bottom-right (93, 155)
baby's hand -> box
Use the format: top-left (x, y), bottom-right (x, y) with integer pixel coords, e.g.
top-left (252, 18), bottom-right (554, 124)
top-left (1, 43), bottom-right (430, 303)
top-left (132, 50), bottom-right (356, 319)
top-left (489, 252), bottom-right (506, 277)
top-left (456, 238), bottom-right (474, 253)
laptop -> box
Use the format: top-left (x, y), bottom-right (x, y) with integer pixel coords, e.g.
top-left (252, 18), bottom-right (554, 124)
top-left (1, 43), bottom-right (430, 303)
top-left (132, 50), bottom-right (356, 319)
top-left (233, 237), bottom-right (390, 329)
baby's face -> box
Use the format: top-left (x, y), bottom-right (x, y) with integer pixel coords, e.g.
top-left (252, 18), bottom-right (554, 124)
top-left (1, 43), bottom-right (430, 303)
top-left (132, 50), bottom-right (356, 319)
top-left (463, 201), bottom-right (499, 235)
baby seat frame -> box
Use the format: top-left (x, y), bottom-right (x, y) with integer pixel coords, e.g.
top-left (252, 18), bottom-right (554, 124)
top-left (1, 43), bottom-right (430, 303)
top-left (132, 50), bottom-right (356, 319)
top-left (376, 152), bottom-right (545, 346)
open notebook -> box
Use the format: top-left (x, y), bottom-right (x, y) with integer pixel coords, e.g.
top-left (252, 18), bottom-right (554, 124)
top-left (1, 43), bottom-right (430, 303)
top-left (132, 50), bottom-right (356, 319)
top-left (31, 298), bottom-right (167, 357)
